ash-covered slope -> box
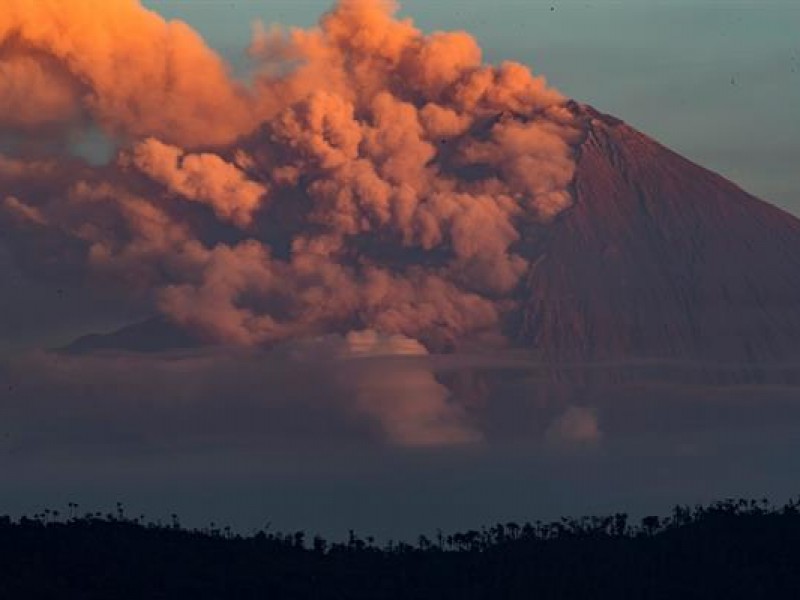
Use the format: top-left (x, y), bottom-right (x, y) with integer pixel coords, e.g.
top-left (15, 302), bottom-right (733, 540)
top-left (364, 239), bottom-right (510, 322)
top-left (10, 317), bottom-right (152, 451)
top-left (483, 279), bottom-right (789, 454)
top-left (520, 105), bottom-right (800, 364)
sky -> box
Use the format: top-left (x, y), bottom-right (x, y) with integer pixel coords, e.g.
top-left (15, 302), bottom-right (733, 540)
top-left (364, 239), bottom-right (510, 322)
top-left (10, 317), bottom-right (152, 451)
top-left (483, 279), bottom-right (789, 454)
top-left (1, 0), bottom-right (799, 539)
top-left (145, 0), bottom-right (800, 213)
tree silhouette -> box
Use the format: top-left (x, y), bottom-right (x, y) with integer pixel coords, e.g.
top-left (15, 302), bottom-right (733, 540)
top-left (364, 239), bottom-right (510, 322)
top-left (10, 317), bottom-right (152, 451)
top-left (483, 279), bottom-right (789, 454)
top-left (1, 498), bottom-right (800, 598)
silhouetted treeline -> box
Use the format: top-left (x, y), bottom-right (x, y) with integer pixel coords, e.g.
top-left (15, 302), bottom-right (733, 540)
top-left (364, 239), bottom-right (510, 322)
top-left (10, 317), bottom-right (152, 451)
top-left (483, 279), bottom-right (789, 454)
top-left (2, 498), bottom-right (800, 598)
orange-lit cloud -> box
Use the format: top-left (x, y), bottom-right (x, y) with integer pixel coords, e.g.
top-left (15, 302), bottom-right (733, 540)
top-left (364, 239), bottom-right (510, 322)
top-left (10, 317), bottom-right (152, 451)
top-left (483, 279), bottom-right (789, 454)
top-left (128, 139), bottom-right (268, 227)
top-left (0, 0), bottom-right (252, 145)
top-left (0, 0), bottom-right (581, 352)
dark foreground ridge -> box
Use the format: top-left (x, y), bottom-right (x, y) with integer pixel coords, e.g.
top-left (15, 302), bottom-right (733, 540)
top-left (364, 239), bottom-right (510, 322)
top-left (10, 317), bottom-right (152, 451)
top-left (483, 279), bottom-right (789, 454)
top-left (2, 499), bottom-right (800, 598)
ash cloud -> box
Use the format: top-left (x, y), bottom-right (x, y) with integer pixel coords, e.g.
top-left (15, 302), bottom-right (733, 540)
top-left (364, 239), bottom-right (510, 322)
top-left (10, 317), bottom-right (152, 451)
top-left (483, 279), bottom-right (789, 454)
top-left (0, 0), bottom-right (581, 353)
top-left (278, 329), bottom-right (482, 446)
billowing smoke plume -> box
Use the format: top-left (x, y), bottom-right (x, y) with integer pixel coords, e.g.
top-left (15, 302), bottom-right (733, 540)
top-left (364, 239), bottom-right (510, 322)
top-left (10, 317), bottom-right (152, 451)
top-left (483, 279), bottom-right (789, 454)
top-left (0, 0), bottom-right (582, 351)
top-left (287, 329), bottom-right (481, 445)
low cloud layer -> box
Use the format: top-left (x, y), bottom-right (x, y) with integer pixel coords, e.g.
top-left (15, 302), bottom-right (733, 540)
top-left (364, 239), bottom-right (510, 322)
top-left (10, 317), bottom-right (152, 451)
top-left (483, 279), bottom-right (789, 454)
top-left (0, 330), bottom-right (485, 449)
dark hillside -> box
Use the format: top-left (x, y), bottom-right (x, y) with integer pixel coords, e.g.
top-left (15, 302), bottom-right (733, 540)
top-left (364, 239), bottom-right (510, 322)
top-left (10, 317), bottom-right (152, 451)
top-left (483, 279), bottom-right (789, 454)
top-left (2, 500), bottom-right (800, 599)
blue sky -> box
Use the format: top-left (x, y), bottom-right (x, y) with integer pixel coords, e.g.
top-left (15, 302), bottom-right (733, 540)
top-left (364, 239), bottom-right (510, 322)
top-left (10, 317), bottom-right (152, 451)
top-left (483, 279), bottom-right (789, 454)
top-left (143, 0), bottom-right (800, 214)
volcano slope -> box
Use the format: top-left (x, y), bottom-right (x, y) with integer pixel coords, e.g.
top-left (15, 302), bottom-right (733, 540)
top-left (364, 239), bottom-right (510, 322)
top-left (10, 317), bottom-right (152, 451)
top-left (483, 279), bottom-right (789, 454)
top-left (519, 104), bottom-right (800, 367)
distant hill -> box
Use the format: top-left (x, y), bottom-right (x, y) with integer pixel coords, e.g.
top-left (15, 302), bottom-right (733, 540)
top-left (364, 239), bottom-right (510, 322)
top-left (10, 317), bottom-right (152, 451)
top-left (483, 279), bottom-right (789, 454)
top-left (61, 317), bottom-right (201, 354)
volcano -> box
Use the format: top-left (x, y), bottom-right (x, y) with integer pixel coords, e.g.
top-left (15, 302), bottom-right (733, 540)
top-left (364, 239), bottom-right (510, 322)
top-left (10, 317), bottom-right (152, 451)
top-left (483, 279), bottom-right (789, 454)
top-left (65, 104), bottom-right (800, 365)
top-left (519, 104), bottom-right (800, 365)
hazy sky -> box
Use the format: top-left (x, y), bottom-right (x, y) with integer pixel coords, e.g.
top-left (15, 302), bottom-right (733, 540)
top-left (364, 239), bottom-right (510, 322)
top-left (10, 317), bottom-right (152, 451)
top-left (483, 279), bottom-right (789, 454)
top-left (145, 0), bottom-right (800, 213)
top-left (4, 348), bottom-right (800, 538)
